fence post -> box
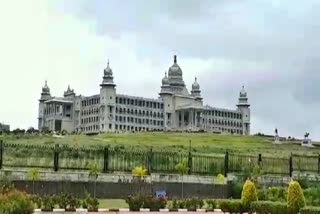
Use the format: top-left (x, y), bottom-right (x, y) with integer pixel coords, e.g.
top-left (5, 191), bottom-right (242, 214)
top-left (318, 154), bottom-right (320, 174)
top-left (188, 140), bottom-right (192, 175)
top-left (103, 147), bottom-right (109, 173)
top-left (54, 144), bottom-right (59, 172)
top-left (0, 140), bottom-right (3, 169)
top-left (289, 153), bottom-right (293, 177)
top-left (147, 148), bottom-right (153, 174)
top-left (224, 151), bottom-right (229, 177)
top-left (258, 154), bottom-right (262, 166)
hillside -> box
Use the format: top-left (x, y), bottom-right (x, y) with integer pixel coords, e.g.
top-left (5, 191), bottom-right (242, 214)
top-left (1, 132), bottom-right (319, 156)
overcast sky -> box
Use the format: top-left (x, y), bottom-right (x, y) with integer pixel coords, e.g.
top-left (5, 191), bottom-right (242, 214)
top-left (1, 0), bottom-right (320, 139)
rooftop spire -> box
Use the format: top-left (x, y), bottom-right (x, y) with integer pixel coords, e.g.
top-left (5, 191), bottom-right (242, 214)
top-left (174, 55), bottom-right (177, 63)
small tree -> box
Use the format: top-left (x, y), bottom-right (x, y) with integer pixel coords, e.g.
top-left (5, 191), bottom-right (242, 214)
top-left (132, 166), bottom-right (148, 194)
top-left (175, 159), bottom-right (189, 198)
top-left (27, 168), bottom-right (40, 195)
top-left (241, 179), bottom-right (258, 210)
top-left (88, 163), bottom-right (100, 198)
top-left (287, 180), bottom-right (306, 214)
top-left (132, 166), bottom-right (148, 181)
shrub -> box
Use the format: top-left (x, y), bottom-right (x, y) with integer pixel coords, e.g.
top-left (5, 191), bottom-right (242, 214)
top-left (30, 195), bottom-right (42, 208)
top-left (287, 180), bottom-right (306, 214)
top-left (215, 174), bottom-right (226, 185)
top-left (56, 193), bottom-right (80, 210)
top-left (218, 199), bottom-right (243, 214)
top-left (169, 198), bottom-right (204, 209)
top-left (241, 179), bottom-right (258, 210)
top-left (42, 195), bottom-right (56, 210)
top-left (206, 199), bottom-right (216, 209)
top-left (300, 206), bottom-right (320, 214)
top-left (142, 195), bottom-right (167, 210)
top-left (231, 179), bottom-right (244, 199)
top-left (304, 187), bottom-right (320, 206)
top-left (0, 190), bottom-right (34, 214)
top-left (267, 187), bottom-right (287, 202)
top-left (126, 194), bottom-right (144, 211)
top-left (257, 189), bottom-right (267, 200)
top-left (86, 196), bottom-right (99, 210)
top-left (250, 201), bottom-right (288, 214)
top-left (185, 198), bottom-right (204, 209)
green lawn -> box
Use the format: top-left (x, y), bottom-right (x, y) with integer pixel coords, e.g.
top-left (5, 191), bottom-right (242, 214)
top-left (1, 132), bottom-right (319, 156)
top-left (98, 199), bottom-right (128, 208)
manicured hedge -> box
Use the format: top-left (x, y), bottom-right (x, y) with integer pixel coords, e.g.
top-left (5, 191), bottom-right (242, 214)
top-left (300, 207), bottom-right (320, 214)
top-left (217, 199), bottom-right (244, 213)
top-left (250, 201), bottom-right (288, 214)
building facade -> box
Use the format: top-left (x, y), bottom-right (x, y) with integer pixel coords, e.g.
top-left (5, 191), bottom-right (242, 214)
top-left (38, 55), bottom-right (250, 135)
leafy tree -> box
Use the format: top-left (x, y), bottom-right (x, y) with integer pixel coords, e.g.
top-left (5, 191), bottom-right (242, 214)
top-left (88, 163), bottom-right (100, 198)
top-left (132, 166), bottom-right (148, 181)
top-left (175, 159), bottom-right (189, 198)
top-left (26, 127), bottom-right (35, 134)
top-left (27, 168), bottom-right (40, 195)
top-left (132, 166), bottom-right (148, 194)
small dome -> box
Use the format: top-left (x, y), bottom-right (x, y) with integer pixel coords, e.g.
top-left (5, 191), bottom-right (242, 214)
top-left (104, 60), bottom-right (113, 76)
top-left (192, 77), bottom-right (200, 90)
top-left (240, 85), bottom-right (247, 97)
top-left (162, 72), bottom-right (169, 85)
top-left (42, 80), bottom-right (50, 93)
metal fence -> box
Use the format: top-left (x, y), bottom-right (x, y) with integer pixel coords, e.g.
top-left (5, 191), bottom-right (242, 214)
top-left (0, 140), bottom-right (319, 176)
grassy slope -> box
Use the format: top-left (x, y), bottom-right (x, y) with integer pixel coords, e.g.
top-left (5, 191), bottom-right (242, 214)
top-left (1, 132), bottom-right (319, 156)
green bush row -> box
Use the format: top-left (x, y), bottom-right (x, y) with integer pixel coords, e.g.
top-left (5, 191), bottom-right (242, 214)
top-left (31, 193), bottom-right (98, 210)
top-left (300, 207), bottom-right (320, 214)
top-left (0, 190), bottom-right (34, 214)
top-left (126, 195), bottom-right (167, 211)
top-left (251, 201), bottom-right (288, 214)
top-left (170, 198), bottom-right (204, 209)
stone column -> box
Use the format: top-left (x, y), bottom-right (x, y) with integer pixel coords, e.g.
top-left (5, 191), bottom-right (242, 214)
top-left (181, 111), bottom-right (185, 129)
top-left (189, 109), bottom-right (192, 128)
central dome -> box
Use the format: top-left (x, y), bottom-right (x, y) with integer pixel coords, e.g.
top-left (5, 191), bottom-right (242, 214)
top-left (168, 55), bottom-right (182, 76)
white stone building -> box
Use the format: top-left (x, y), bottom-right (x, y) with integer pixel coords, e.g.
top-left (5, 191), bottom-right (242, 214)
top-left (38, 55), bottom-right (250, 135)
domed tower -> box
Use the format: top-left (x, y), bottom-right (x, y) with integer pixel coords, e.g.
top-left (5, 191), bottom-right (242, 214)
top-left (38, 81), bottom-right (51, 130)
top-left (100, 60), bottom-right (116, 132)
top-left (64, 85), bottom-right (76, 98)
top-left (167, 55), bottom-right (189, 96)
top-left (160, 72), bottom-right (172, 95)
top-left (236, 86), bottom-right (250, 135)
top-left (191, 77), bottom-right (202, 100)
top-left (159, 71), bottom-right (174, 130)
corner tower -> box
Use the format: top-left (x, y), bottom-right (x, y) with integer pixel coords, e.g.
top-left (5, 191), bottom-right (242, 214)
top-left (38, 81), bottom-right (51, 130)
top-left (237, 86), bottom-right (250, 135)
top-left (191, 77), bottom-right (202, 101)
top-left (100, 60), bottom-right (116, 132)
top-left (159, 71), bottom-right (174, 130)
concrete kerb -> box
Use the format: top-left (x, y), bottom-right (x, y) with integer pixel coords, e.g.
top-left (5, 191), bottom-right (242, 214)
top-left (33, 208), bottom-right (253, 213)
